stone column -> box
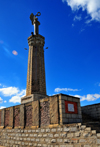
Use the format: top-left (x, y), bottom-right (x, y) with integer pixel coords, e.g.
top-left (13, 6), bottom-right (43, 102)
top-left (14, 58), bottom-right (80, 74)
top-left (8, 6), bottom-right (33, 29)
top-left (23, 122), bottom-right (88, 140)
top-left (9, 107), bottom-right (13, 128)
top-left (32, 100), bottom-right (39, 128)
top-left (49, 96), bottom-right (59, 124)
top-left (20, 104), bottom-right (24, 129)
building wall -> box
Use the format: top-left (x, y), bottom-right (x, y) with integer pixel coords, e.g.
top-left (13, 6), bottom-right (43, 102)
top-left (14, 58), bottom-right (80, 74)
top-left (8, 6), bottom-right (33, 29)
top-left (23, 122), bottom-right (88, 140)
top-left (59, 94), bottom-right (82, 124)
top-left (0, 123), bottom-right (100, 147)
top-left (81, 103), bottom-right (100, 120)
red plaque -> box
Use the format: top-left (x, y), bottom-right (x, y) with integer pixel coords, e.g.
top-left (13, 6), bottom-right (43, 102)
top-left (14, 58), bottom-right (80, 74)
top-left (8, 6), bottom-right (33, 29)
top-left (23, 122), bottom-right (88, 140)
top-left (65, 101), bottom-right (78, 114)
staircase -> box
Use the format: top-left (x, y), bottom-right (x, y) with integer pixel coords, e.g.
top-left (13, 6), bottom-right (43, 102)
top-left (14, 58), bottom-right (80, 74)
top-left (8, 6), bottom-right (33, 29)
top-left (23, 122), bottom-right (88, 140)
top-left (82, 112), bottom-right (100, 133)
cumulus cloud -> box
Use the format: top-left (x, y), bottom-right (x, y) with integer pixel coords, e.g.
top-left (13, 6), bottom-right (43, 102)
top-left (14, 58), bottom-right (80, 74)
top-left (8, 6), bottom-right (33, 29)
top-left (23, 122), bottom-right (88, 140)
top-left (0, 106), bottom-right (6, 109)
top-left (0, 87), bottom-right (19, 96)
top-left (0, 86), bottom-right (26, 103)
top-left (55, 88), bottom-right (80, 92)
top-left (9, 89), bottom-right (26, 103)
top-left (12, 50), bottom-right (18, 55)
top-left (62, 0), bottom-right (100, 23)
top-left (74, 94), bottom-right (100, 101)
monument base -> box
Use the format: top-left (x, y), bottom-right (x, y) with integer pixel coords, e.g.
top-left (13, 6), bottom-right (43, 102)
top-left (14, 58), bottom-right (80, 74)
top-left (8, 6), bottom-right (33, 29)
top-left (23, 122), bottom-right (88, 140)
top-left (21, 94), bottom-right (48, 104)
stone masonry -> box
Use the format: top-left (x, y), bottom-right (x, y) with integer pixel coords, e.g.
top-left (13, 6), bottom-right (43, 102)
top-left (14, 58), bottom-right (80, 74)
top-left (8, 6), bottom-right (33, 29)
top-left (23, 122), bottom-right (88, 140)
top-left (0, 123), bottom-right (100, 147)
top-left (81, 103), bottom-right (100, 121)
top-left (0, 94), bottom-right (82, 129)
top-left (26, 34), bottom-right (46, 96)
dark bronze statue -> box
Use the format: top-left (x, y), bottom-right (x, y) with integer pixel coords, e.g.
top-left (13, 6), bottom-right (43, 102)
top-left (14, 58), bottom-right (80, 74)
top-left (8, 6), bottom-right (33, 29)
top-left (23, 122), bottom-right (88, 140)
top-left (30, 12), bottom-right (41, 35)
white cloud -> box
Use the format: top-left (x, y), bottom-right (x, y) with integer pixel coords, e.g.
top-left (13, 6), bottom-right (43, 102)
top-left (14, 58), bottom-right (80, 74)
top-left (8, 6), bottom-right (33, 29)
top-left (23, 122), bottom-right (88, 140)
top-left (0, 87), bottom-right (19, 96)
top-left (0, 106), bottom-right (6, 109)
top-left (85, 19), bottom-right (92, 24)
top-left (55, 88), bottom-right (80, 92)
top-left (74, 94), bottom-right (100, 101)
top-left (72, 23), bottom-right (75, 27)
top-left (74, 95), bottom-right (81, 98)
top-left (0, 85), bottom-right (26, 104)
top-left (9, 89), bottom-right (26, 103)
top-left (0, 97), bottom-right (3, 103)
top-left (4, 100), bottom-right (7, 103)
top-left (74, 15), bottom-right (82, 21)
top-left (62, 0), bottom-right (100, 23)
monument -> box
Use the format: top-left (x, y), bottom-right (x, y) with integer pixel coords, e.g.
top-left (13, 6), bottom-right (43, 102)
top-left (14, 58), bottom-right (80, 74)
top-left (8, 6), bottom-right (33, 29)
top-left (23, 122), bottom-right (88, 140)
top-left (0, 12), bottom-right (99, 147)
top-left (20, 12), bottom-right (82, 125)
top-left (21, 12), bottom-right (47, 104)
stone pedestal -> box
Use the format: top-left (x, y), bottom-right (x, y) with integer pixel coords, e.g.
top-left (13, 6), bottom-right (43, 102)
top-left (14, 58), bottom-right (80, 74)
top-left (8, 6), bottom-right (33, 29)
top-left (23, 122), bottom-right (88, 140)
top-left (21, 93), bottom-right (47, 104)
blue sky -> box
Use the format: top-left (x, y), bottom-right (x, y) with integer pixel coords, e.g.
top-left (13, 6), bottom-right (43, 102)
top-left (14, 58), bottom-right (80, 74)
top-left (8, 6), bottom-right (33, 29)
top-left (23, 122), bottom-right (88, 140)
top-left (0, 0), bottom-right (100, 109)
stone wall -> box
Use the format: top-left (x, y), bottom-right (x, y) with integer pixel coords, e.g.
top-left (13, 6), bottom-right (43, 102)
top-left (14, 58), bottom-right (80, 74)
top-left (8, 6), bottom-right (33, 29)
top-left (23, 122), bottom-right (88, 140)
top-left (0, 94), bottom-right (84, 146)
top-left (0, 96), bottom-right (59, 129)
top-left (0, 94), bottom-right (82, 130)
top-left (0, 123), bottom-right (100, 147)
top-left (59, 94), bottom-right (82, 124)
top-left (81, 103), bottom-right (100, 120)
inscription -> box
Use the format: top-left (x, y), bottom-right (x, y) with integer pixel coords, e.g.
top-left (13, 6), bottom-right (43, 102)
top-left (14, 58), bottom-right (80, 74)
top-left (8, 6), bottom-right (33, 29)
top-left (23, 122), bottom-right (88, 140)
top-left (68, 104), bottom-right (74, 112)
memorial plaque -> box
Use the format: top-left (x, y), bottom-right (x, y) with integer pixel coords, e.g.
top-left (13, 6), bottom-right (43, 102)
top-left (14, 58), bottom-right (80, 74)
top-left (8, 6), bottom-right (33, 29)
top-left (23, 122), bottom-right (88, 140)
top-left (68, 103), bottom-right (74, 112)
top-left (65, 100), bottom-right (78, 114)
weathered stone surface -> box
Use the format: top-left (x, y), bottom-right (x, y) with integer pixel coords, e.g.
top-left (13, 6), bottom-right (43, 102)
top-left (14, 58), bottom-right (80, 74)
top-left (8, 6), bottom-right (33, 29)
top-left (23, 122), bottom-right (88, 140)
top-left (9, 107), bottom-right (13, 127)
top-left (32, 101), bottom-right (39, 126)
top-left (20, 105), bottom-right (24, 127)
top-left (40, 99), bottom-right (50, 126)
top-left (14, 107), bottom-right (20, 127)
top-left (1, 109), bottom-right (4, 126)
top-left (50, 96), bottom-right (58, 124)
top-left (97, 139), bottom-right (100, 144)
top-left (67, 133), bottom-right (74, 138)
top-left (25, 104), bottom-right (32, 126)
top-left (4, 109), bottom-right (10, 127)
top-left (97, 134), bottom-right (100, 137)
top-left (26, 35), bottom-right (46, 96)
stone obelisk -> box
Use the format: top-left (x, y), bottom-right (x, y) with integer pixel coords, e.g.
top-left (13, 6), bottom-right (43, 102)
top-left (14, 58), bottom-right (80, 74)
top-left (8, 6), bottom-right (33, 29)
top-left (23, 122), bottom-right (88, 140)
top-left (21, 12), bottom-right (47, 104)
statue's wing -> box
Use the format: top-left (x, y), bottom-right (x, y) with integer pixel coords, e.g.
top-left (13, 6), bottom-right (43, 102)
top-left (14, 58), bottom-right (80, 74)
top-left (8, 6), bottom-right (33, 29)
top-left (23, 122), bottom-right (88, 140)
top-left (30, 13), bottom-right (34, 25)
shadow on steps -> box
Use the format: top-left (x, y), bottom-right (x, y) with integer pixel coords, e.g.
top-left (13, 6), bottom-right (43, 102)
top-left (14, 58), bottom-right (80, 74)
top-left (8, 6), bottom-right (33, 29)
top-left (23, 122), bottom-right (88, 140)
top-left (82, 112), bottom-right (100, 133)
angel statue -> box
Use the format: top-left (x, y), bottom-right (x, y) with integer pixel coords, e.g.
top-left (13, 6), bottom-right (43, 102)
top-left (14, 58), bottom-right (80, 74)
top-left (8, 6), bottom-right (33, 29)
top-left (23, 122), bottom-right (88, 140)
top-left (30, 12), bottom-right (41, 35)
